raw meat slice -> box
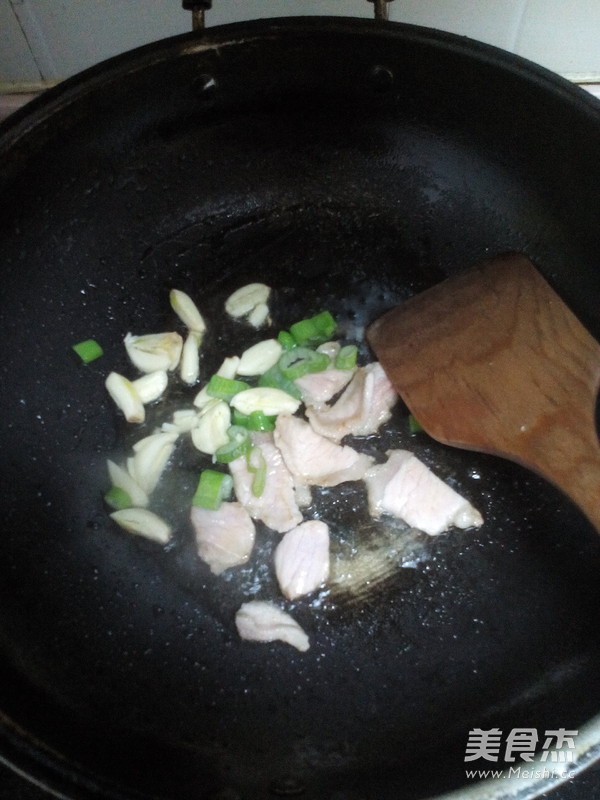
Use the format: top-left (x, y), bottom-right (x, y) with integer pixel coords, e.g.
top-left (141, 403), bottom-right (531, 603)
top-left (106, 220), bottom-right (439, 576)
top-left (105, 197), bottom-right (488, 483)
top-left (191, 502), bottom-right (255, 575)
top-left (294, 368), bottom-right (354, 408)
top-left (274, 414), bottom-right (373, 487)
top-left (364, 449), bottom-right (483, 536)
top-left (274, 520), bottom-right (330, 600)
top-left (306, 362), bottom-right (397, 442)
top-left (235, 601), bottom-right (310, 651)
top-left (229, 434), bottom-right (303, 533)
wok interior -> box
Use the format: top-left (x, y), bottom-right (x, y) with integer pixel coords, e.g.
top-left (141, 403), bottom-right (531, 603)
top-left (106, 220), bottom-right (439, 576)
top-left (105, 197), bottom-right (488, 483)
top-left (0, 19), bottom-right (600, 800)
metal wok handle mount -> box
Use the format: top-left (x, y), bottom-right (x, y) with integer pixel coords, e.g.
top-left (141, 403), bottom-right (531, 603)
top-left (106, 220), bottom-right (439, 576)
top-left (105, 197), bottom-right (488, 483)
top-left (181, 0), bottom-right (396, 31)
top-left (367, 0), bottom-right (395, 21)
top-left (182, 0), bottom-right (211, 31)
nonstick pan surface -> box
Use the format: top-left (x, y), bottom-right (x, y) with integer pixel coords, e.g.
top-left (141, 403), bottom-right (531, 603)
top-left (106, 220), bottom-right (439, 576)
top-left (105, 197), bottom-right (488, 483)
top-left (1, 17), bottom-right (600, 800)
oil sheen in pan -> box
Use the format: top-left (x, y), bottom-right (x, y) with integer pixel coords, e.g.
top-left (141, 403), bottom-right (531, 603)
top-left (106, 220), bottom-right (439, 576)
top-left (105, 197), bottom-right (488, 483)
top-left (108, 281), bottom-right (490, 623)
top-left (152, 411), bottom-right (445, 619)
top-left (104, 262), bottom-right (597, 662)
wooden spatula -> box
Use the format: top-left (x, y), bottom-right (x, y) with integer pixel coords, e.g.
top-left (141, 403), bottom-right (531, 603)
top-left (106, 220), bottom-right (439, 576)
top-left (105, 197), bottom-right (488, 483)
top-left (366, 252), bottom-right (600, 531)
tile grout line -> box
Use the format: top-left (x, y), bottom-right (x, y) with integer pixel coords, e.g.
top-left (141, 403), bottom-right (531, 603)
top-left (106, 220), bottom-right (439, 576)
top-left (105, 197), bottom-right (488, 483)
top-left (506, 0), bottom-right (530, 54)
top-left (9, 0), bottom-right (58, 83)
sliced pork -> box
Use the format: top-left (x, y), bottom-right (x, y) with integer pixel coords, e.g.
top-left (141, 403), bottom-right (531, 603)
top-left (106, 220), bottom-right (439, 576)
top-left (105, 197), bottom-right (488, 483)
top-left (235, 600), bottom-right (310, 651)
top-left (274, 520), bottom-right (330, 600)
top-left (229, 433), bottom-right (303, 533)
top-left (306, 362), bottom-right (398, 442)
top-left (191, 502), bottom-right (255, 575)
top-left (294, 367), bottom-right (354, 408)
top-left (364, 449), bottom-right (484, 536)
top-left (274, 414), bottom-right (373, 488)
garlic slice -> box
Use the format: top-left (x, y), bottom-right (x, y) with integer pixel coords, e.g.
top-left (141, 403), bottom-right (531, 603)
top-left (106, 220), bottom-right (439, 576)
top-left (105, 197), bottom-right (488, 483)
top-left (216, 356), bottom-right (240, 379)
top-left (247, 302), bottom-right (270, 329)
top-left (192, 386), bottom-right (212, 410)
top-left (105, 372), bottom-right (145, 423)
top-left (110, 508), bottom-right (171, 544)
top-left (132, 370), bottom-right (168, 404)
top-left (191, 399), bottom-right (231, 455)
top-left (231, 387), bottom-right (300, 417)
top-left (106, 459), bottom-right (149, 508)
top-left (193, 356), bottom-right (240, 408)
top-left (237, 339), bottom-right (282, 376)
top-left (169, 289), bottom-right (206, 334)
top-left (128, 431), bottom-right (178, 495)
top-left (225, 283), bottom-right (271, 327)
top-left (124, 332), bottom-right (183, 373)
top-left (180, 330), bottom-right (202, 385)
top-left (161, 408), bottom-right (199, 433)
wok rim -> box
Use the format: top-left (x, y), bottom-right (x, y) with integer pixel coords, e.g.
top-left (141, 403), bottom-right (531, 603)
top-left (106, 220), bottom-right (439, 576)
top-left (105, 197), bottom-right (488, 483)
top-left (2, 707), bottom-right (599, 800)
top-left (1, 16), bottom-right (599, 149)
top-left (0, 15), bottom-right (599, 800)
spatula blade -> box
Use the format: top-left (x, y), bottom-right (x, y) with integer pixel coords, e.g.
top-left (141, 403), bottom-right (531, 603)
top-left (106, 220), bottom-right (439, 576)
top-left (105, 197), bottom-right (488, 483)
top-left (366, 252), bottom-right (600, 530)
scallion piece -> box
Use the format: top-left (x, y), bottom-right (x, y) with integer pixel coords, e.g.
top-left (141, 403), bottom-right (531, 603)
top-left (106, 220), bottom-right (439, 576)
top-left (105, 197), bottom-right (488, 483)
top-left (312, 310), bottom-right (336, 336)
top-left (72, 338), bottom-right (103, 363)
top-left (247, 410), bottom-right (277, 431)
top-left (104, 485), bottom-right (132, 510)
top-left (408, 414), bottom-right (424, 434)
top-left (206, 374), bottom-right (251, 401)
top-left (335, 344), bottom-right (358, 371)
top-left (231, 409), bottom-right (250, 428)
top-left (232, 409), bottom-right (277, 431)
top-left (277, 331), bottom-right (296, 351)
top-left (213, 425), bottom-right (252, 464)
top-left (258, 364), bottom-right (302, 400)
top-left (289, 311), bottom-right (336, 346)
top-left (192, 469), bottom-right (233, 509)
top-left (278, 347), bottom-right (330, 380)
top-left (247, 446), bottom-right (267, 498)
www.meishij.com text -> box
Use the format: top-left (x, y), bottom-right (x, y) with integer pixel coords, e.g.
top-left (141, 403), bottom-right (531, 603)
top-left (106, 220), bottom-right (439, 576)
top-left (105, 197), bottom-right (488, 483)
top-left (464, 727), bottom-right (577, 781)
top-left (465, 765), bottom-right (576, 781)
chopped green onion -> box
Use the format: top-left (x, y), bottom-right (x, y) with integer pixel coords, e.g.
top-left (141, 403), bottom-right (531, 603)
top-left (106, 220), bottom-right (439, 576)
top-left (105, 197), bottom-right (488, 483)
top-left (290, 311), bottom-right (336, 346)
top-left (72, 338), bottom-right (103, 363)
top-left (258, 364), bottom-right (302, 400)
top-left (278, 347), bottom-right (330, 380)
top-left (104, 485), bottom-right (132, 510)
top-left (408, 413), bottom-right (424, 434)
top-left (214, 425), bottom-right (252, 464)
top-left (192, 469), bottom-right (233, 509)
top-left (232, 409), bottom-right (250, 428)
top-left (277, 330), bottom-right (297, 351)
top-left (232, 409), bottom-right (277, 431)
top-left (335, 344), bottom-right (358, 371)
top-left (247, 446), bottom-right (267, 498)
top-left (312, 310), bottom-right (336, 336)
top-left (206, 374), bottom-right (251, 401)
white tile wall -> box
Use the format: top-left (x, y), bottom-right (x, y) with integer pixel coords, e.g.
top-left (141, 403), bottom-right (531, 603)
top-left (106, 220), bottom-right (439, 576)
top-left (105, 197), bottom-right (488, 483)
top-left (515, 0), bottom-right (600, 81)
top-left (386, 0), bottom-right (529, 54)
top-left (0, 0), bottom-right (42, 85)
top-left (2, 0), bottom-right (600, 91)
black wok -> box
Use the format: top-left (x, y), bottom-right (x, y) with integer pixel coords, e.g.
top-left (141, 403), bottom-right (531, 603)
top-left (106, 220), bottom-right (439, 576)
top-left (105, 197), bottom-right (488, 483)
top-left (1, 16), bottom-right (600, 800)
